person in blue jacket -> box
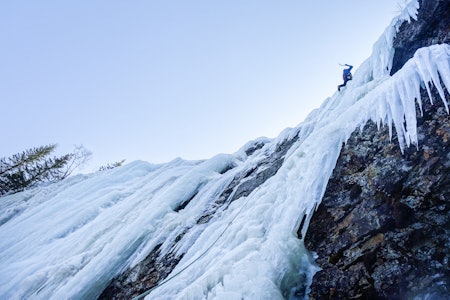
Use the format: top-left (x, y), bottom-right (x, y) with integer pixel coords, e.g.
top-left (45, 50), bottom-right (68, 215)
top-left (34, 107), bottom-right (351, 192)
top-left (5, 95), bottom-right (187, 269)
top-left (338, 64), bottom-right (353, 91)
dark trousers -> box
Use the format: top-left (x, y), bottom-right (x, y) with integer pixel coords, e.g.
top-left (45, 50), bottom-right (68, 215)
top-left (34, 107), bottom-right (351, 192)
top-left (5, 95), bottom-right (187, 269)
top-left (338, 79), bottom-right (350, 91)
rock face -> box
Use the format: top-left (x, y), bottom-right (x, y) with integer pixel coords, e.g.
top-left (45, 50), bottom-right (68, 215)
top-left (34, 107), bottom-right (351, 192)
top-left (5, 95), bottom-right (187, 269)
top-left (305, 0), bottom-right (450, 298)
top-left (391, 0), bottom-right (450, 75)
top-left (305, 94), bottom-right (450, 299)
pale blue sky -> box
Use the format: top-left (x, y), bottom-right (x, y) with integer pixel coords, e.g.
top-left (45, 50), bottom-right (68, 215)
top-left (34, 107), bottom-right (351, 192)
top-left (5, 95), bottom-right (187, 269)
top-left (1, 1), bottom-right (402, 171)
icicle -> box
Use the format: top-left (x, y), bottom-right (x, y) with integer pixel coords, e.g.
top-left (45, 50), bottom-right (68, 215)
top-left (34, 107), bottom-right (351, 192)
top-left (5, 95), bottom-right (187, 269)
top-left (415, 45), bottom-right (450, 112)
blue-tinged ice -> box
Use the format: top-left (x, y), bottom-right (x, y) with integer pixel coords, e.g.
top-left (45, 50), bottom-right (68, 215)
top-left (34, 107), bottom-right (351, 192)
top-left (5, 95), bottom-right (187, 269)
top-left (1, 0), bottom-right (449, 299)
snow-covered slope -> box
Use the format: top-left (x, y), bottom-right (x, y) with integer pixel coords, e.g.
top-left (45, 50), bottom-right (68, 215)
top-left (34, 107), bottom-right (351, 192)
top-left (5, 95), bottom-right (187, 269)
top-left (1, 1), bottom-right (449, 299)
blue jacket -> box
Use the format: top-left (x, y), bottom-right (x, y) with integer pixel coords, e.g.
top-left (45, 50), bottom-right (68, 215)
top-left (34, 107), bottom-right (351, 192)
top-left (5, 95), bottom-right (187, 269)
top-left (343, 65), bottom-right (353, 81)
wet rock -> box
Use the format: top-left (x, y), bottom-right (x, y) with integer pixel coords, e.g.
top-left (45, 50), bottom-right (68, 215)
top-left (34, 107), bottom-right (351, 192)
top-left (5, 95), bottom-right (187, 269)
top-left (98, 244), bottom-right (184, 300)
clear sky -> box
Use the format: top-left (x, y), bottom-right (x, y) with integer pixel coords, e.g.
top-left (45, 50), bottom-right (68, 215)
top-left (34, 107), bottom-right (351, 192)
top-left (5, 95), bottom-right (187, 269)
top-left (1, 0), bottom-right (403, 172)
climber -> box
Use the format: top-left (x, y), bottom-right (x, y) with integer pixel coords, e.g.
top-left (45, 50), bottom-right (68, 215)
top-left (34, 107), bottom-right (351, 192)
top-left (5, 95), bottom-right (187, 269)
top-left (337, 64), bottom-right (353, 91)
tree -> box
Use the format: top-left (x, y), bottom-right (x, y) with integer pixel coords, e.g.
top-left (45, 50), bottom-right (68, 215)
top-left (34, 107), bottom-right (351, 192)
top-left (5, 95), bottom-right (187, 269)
top-left (0, 144), bottom-right (91, 196)
top-left (98, 159), bottom-right (125, 171)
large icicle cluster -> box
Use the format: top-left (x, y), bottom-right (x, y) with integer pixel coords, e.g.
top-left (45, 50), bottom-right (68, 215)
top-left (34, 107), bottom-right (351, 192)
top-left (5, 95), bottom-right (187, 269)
top-left (370, 44), bottom-right (450, 150)
top-left (0, 0), bottom-right (449, 299)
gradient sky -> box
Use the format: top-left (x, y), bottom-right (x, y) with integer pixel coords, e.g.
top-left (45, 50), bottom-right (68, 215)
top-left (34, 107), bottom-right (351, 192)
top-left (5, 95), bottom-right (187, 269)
top-left (1, 0), bottom-right (403, 171)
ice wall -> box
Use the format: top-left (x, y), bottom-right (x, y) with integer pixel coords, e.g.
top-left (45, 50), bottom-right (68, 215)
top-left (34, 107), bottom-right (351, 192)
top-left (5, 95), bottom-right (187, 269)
top-left (1, 0), bottom-right (449, 299)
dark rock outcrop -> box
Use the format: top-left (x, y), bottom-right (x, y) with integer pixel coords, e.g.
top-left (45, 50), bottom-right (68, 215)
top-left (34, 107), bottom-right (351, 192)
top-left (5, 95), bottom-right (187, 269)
top-left (98, 244), bottom-right (184, 300)
top-left (306, 1), bottom-right (450, 298)
top-left (391, 0), bottom-right (450, 75)
top-left (305, 91), bottom-right (450, 299)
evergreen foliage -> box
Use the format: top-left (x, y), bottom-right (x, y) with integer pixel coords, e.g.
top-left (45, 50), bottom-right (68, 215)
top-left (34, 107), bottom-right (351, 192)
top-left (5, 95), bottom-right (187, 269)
top-left (98, 159), bottom-right (125, 171)
top-left (0, 144), bottom-right (91, 196)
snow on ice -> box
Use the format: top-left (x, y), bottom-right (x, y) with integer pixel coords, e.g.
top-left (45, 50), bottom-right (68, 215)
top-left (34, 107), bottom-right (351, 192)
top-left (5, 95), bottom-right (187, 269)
top-left (1, 0), bottom-right (449, 299)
